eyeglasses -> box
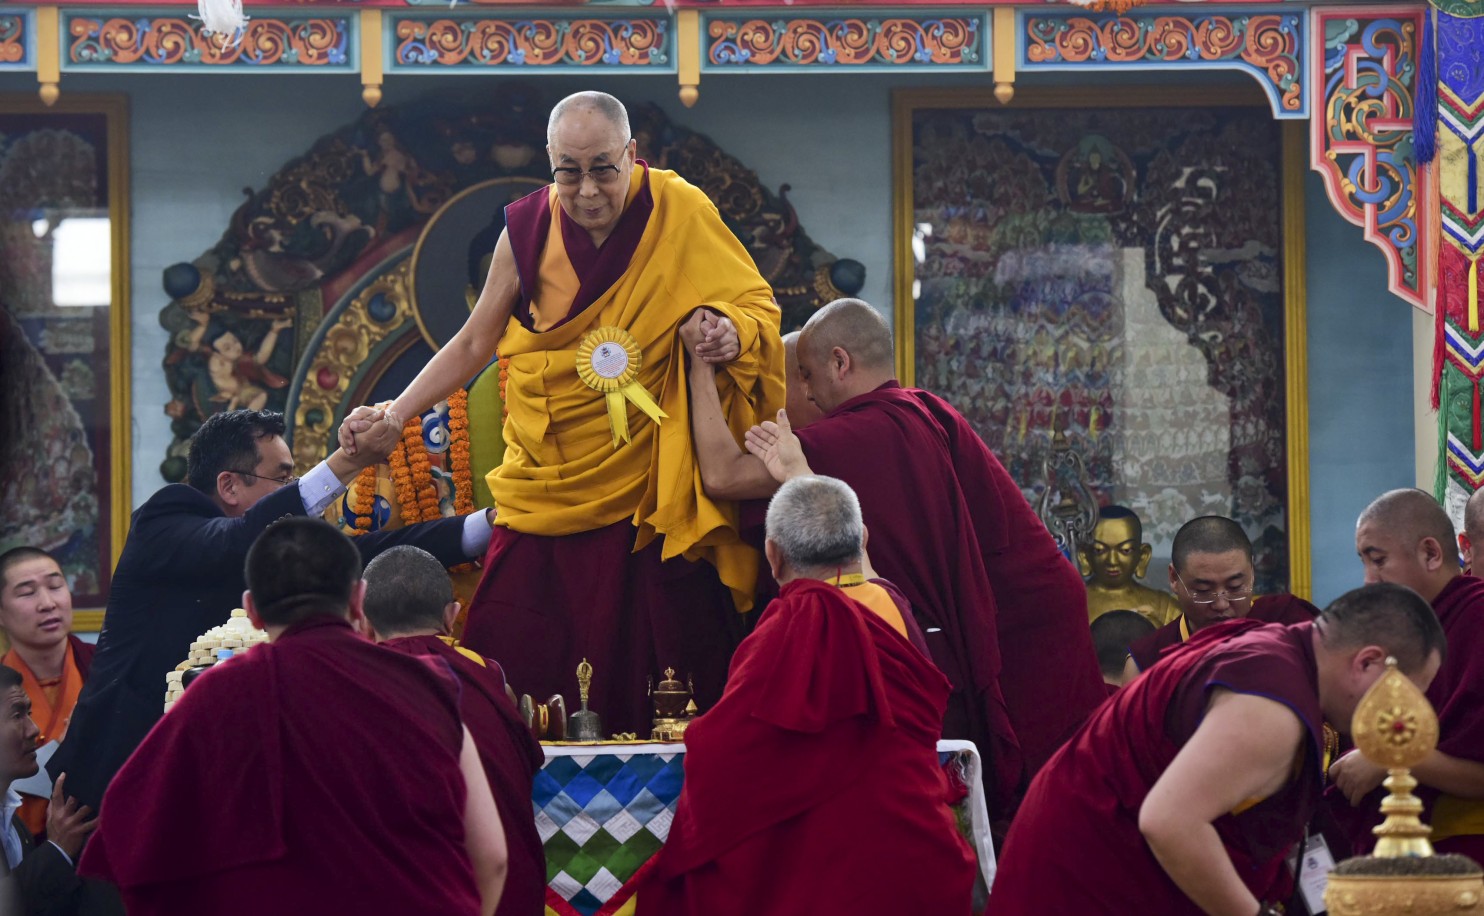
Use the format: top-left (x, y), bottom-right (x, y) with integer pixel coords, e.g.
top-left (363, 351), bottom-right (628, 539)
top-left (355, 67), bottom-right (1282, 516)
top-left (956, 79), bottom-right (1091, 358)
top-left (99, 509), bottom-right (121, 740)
top-left (1174, 570), bottom-right (1253, 605)
top-left (236, 471), bottom-right (297, 487)
top-left (551, 146), bottom-right (630, 187)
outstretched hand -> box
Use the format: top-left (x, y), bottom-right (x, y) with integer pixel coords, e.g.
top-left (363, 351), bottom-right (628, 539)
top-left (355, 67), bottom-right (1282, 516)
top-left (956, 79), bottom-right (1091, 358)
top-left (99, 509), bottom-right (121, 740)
top-left (744, 409), bottom-right (812, 483)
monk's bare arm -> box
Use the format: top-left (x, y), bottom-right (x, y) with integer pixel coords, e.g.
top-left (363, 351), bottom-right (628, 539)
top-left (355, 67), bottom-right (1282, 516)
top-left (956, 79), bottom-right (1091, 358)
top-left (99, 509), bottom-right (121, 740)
top-left (338, 230), bottom-right (518, 453)
top-left (1139, 690), bottom-right (1304, 916)
top-left (459, 725), bottom-right (508, 916)
top-left (687, 356), bottom-right (780, 501)
top-left (1411, 751), bottom-right (1484, 799)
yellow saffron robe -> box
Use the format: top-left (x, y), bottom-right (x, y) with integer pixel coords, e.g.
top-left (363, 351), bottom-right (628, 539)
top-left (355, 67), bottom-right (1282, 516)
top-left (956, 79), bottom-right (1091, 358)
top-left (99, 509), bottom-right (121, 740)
top-left (491, 165), bottom-right (785, 611)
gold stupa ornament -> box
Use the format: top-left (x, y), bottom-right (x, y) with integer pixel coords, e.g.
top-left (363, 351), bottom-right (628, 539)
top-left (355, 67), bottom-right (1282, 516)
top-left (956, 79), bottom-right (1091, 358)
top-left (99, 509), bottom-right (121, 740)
top-left (1350, 656), bottom-right (1441, 858)
top-left (1325, 657), bottom-right (1484, 915)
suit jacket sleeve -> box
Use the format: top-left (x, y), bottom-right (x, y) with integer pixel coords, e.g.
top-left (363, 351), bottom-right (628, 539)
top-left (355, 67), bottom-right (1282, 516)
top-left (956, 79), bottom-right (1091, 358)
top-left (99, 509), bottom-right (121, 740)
top-left (9, 819), bottom-right (82, 916)
top-left (127, 484), bottom-right (307, 578)
top-left (356, 515), bottom-right (472, 569)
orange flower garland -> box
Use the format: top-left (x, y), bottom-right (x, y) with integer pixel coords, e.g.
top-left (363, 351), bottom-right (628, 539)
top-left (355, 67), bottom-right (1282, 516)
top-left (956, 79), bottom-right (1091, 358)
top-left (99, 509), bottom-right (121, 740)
top-left (402, 414), bottom-right (441, 523)
top-left (497, 358), bottom-right (510, 418)
top-left (351, 466), bottom-right (377, 531)
top-left (388, 421), bottom-right (416, 526)
top-left (448, 388), bottom-right (475, 516)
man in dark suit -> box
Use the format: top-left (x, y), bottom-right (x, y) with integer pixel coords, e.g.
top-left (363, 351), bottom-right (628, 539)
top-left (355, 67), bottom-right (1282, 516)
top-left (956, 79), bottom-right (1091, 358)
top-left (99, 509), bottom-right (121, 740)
top-left (50, 408), bottom-right (497, 809)
top-left (0, 665), bottom-right (100, 916)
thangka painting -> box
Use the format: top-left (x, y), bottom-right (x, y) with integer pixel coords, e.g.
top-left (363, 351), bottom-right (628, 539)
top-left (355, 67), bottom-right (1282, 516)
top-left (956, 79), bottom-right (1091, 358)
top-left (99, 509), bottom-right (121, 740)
top-left (156, 84), bottom-right (864, 486)
top-left (0, 95), bottom-right (130, 620)
top-left (896, 88), bottom-right (1302, 594)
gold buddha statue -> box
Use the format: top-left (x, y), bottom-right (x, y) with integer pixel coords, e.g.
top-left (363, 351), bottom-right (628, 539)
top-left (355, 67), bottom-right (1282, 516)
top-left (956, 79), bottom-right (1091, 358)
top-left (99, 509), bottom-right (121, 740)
top-left (1081, 506), bottom-right (1180, 626)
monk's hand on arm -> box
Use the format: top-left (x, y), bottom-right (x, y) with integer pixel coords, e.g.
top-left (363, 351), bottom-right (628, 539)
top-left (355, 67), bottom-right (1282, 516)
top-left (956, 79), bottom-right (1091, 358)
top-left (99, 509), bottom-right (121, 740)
top-left (744, 409), bottom-right (813, 483)
top-left (679, 309), bottom-right (711, 357)
top-left (695, 313), bottom-right (740, 365)
top-left (47, 773), bottom-right (98, 861)
top-left (1330, 749), bottom-right (1387, 805)
top-left (1139, 690), bottom-right (1305, 916)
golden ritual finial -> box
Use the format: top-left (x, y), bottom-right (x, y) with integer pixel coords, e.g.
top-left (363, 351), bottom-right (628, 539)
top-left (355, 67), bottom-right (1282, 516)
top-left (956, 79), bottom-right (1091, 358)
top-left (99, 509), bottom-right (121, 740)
top-left (1349, 656), bottom-right (1438, 858)
top-left (1325, 657), bottom-right (1484, 915)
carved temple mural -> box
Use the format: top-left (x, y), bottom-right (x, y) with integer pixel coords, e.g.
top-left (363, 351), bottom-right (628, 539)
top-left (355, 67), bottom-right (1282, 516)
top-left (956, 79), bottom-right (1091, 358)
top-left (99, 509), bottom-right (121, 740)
top-left (896, 88), bottom-right (1304, 595)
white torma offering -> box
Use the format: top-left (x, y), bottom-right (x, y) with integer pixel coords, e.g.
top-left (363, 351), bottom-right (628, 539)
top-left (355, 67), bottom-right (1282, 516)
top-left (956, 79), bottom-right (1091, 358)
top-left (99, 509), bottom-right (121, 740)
top-left (163, 608), bottom-right (267, 713)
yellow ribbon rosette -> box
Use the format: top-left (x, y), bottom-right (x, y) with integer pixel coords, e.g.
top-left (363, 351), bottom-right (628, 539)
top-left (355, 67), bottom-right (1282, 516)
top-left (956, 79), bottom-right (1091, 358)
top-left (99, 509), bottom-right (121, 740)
top-left (576, 326), bottom-right (668, 448)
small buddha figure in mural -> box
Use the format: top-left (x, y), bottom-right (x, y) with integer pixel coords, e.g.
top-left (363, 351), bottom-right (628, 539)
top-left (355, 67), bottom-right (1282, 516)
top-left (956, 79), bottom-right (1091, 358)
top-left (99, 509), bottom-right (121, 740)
top-left (1081, 505), bottom-right (1180, 626)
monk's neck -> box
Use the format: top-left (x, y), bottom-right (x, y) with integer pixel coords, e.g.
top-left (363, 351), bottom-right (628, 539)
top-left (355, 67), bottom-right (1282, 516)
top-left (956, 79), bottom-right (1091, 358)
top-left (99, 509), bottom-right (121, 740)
top-left (1425, 571), bottom-right (1464, 605)
top-left (9, 640), bottom-right (67, 679)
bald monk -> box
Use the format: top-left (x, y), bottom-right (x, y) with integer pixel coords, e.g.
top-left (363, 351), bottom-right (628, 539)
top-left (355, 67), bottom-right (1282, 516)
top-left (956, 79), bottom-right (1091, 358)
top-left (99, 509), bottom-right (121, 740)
top-left (81, 520), bottom-right (508, 915)
top-left (1328, 488), bottom-right (1484, 860)
top-left (340, 91), bottom-right (784, 735)
top-left (1123, 516), bottom-right (1318, 680)
top-left (1459, 486), bottom-right (1484, 575)
top-left (639, 477), bottom-right (975, 915)
top-left (692, 297), bottom-right (1106, 812)
top-left (362, 546), bottom-right (544, 916)
top-left (780, 331), bottom-right (823, 428)
top-left (991, 583), bottom-right (1445, 915)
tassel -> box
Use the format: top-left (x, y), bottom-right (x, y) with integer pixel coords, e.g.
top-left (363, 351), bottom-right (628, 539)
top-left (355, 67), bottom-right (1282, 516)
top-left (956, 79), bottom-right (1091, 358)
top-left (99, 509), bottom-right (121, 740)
top-left (1434, 290), bottom-right (1446, 410)
top-left (193, 0), bottom-right (248, 48)
top-left (1417, 7), bottom-right (1438, 166)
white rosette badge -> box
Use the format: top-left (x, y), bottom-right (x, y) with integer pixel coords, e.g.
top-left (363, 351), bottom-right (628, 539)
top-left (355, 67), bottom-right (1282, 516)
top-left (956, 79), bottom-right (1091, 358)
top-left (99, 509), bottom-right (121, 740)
top-left (576, 327), bottom-right (667, 447)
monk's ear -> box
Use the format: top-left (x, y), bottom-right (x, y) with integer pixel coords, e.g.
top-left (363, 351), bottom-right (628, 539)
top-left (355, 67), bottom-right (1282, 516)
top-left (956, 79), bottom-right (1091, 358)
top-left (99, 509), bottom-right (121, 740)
top-left (443, 601), bottom-right (462, 635)
top-left (243, 592), bottom-right (265, 631)
top-left (1460, 533), bottom-right (1473, 563)
top-left (1419, 536), bottom-right (1447, 573)
top-left (832, 346), bottom-right (851, 378)
top-left (764, 539), bottom-right (785, 582)
top-left (346, 580), bottom-right (368, 634)
top-left (1167, 563), bottom-right (1180, 593)
top-left (1351, 645), bottom-right (1388, 680)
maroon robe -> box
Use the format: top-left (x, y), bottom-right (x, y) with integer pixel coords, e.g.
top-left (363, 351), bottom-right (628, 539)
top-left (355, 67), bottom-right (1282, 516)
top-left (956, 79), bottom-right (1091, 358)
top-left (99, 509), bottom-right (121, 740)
top-left (380, 634), bottom-right (546, 916)
top-left (1331, 574), bottom-right (1484, 859)
top-left (638, 578), bottom-right (975, 915)
top-left (1127, 593), bottom-right (1320, 672)
top-left (991, 620), bottom-right (1327, 913)
top-left (795, 381), bottom-right (1105, 807)
top-left (79, 617), bottom-right (481, 916)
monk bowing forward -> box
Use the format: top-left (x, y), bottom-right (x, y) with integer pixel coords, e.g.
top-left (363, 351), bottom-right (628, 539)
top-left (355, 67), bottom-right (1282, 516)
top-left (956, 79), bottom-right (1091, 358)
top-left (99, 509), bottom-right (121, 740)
top-left (991, 584), bottom-right (1443, 915)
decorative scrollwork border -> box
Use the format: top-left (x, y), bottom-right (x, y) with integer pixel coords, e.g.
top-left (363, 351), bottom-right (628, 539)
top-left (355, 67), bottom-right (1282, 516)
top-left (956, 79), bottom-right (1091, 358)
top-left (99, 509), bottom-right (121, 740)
top-left (388, 15), bottom-right (672, 72)
top-left (702, 14), bottom-right (987, 71)
top-left (0, 10), bottom-right (33, 70)
top-left (1019, 9), bottom-right (1308, 120)
top-left (63, 13), bottom-right (355, 70)
top-left (1309, 6), bottom-right (1429, 310)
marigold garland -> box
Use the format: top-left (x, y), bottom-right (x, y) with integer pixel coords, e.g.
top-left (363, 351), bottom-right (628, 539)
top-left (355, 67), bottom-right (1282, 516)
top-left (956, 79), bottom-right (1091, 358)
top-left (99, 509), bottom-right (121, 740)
top-left (388, 421), bottom-right (416, 526)
top-left (402, 414), bottom-right (441, 523)
top-left (351, 466), bottom-right (377, 531)
top-left (497, 358), bottom-right (510, 419)
top-left (448, 388), bottom-right (475, 516)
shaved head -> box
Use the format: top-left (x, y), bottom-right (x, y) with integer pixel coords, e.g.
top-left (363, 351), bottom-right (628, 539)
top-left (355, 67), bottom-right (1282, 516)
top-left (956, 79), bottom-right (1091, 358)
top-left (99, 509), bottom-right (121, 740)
top-left (1358, 489), bottom-right (1456, 556)
top-left (1170, 516), bottom-right (1252, 572)
top-left (798, 299), bottom-right (895, 372)
top-left (1466, 487), bottom-right (1484, 546)
top-left (782, 331), bottom-right (823, 426)
top-left (547, 91), bottom-right (630, 146)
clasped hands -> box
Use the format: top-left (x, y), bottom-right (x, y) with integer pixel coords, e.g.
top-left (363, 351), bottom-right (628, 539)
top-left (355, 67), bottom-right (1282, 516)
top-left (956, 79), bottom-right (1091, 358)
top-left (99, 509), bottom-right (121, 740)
top-left (337, 405), bottom-right (405, 466)
top-left (679, 308), bottom-right (741, 366)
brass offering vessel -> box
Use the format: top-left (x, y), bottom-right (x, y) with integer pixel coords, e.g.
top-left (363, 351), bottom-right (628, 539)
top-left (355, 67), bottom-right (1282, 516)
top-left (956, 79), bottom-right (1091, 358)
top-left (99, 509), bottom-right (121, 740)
top-left (651, 668), bottom-right (695, 741)
top-left (1324, 658), bottom-right (1484, 915)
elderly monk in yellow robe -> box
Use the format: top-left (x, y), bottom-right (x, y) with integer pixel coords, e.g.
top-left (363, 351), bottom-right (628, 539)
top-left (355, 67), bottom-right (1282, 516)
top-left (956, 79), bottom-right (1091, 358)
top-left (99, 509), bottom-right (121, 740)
top-left (340, 91), bottom-right (784, 734)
